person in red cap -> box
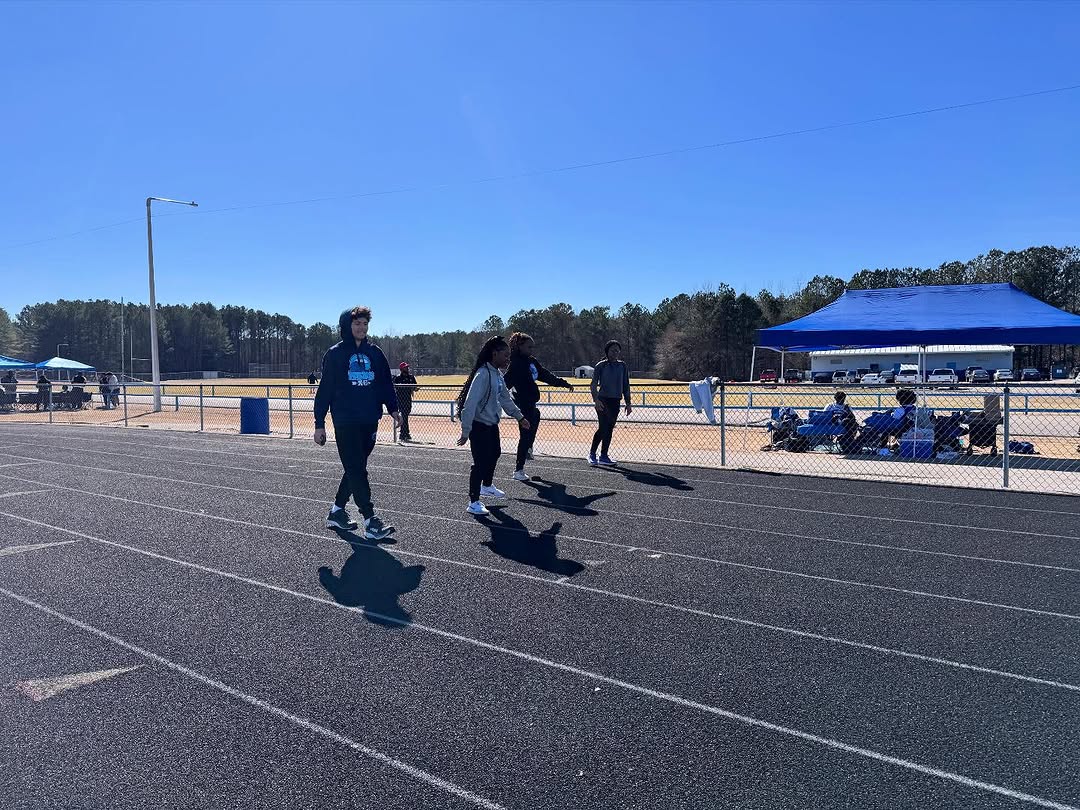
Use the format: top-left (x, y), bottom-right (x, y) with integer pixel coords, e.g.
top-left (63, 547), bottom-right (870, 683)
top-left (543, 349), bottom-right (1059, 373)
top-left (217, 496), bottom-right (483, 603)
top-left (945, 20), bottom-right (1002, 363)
top-left (395, 362), bottom-right (419, 442)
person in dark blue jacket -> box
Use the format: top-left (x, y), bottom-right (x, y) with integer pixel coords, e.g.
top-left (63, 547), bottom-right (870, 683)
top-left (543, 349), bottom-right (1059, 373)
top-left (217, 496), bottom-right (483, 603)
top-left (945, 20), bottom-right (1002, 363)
top-left (314, 306), bottom-right (400, 539)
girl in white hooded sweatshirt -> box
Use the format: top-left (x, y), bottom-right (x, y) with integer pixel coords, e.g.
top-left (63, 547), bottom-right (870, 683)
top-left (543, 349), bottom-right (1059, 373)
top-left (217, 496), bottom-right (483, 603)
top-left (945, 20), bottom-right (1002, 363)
top-left (456, 336), bottom-right (531, 515)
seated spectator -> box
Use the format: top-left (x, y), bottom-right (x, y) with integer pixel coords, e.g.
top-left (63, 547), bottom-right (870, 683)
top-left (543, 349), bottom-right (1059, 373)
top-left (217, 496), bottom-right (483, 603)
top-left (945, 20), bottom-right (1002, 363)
top-left (891, 388), bottom-right (918, 435)
top-left (825, 390), bottom-right (859, 452)
top-left (1, 370), bottom-right (16, 395)
top-left (307, 370), bottom-right (318, 385)
top-left (71, 372), bottom-right (87, 409)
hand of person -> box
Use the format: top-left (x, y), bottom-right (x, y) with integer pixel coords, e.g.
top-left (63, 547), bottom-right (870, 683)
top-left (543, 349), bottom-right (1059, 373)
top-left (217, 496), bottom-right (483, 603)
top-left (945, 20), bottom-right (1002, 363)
top-left (625, 404), bottom-right (633, 415)
top-left (456, 434), bottom-right (469, 446)
top-left (594, 401), bottom-right (605, 415)
top-left (314, 428), bottom-right (326, 446)
top-left (519, 418), bottom-right (531, 431)
top-left (391, 411), bottom-right (402, 429)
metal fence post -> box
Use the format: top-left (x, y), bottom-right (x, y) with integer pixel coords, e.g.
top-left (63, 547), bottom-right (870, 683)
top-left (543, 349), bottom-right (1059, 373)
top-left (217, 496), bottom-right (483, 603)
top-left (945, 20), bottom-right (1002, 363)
top-left (174, 394), bottom-right (179, 412)
top-left (123, 385), bottom-right (128, 426)
top-left (1002, 386), bottom-right (1010, 488)
top-left (199, 386), bottom-right (204, 431)
top-left (571, 404), bottom-right (576, 426)
top-left (450, 401), bottom-right (455, 423)
top-left (266, 385), bottom-right (271, 399)
top-left (719, 382), bottom-right (726, 467)
top-left (288, 385), bottom-right (294, 438)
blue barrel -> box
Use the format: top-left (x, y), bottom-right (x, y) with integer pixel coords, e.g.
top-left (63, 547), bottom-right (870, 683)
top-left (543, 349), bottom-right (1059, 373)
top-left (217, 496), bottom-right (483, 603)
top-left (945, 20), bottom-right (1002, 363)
top-left (240, 397), bottom-right (270, 434)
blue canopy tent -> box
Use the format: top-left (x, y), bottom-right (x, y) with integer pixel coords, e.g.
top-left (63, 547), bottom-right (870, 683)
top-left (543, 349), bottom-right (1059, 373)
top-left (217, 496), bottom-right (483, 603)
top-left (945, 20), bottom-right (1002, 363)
top-left (753, 283), bottom-right (1080, 381)
top-left (34, 356), bottom-right (97, 383)
top-left (0, 354), bottom-right (33, 369)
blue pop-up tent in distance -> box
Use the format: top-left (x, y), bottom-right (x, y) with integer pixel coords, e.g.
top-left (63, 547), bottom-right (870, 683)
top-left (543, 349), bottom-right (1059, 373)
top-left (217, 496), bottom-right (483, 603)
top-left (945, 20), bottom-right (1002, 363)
top-left (752, 283), bottom-right (1080, 380)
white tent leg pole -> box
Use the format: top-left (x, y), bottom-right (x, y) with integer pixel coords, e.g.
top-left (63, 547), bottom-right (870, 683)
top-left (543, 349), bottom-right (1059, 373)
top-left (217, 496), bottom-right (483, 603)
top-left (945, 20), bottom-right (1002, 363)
top-left (750, 346), bottom-right (757, 383)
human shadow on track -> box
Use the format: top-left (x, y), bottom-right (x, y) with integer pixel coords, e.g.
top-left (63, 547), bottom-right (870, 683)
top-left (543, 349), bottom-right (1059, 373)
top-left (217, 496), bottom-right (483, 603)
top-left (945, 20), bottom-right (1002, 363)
top-left (475, 506), bottom-right (585, 578)
top-left (594, 465), bottom-right (693, 491)
top-left (318, 539), bottom-right (426, 628)
top-left (517, 477), bottom-right (616, 516)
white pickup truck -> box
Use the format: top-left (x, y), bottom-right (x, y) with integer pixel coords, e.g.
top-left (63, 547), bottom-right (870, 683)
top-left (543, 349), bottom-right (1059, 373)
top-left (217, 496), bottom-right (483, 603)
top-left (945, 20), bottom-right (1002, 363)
top-left (927, 368), bottom-right (958, 386)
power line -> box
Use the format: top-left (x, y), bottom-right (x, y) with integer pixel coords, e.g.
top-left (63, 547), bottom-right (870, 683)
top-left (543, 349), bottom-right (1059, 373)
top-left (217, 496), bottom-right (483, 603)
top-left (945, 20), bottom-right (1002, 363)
top-left (4, 81), bottom-right (1079, 251)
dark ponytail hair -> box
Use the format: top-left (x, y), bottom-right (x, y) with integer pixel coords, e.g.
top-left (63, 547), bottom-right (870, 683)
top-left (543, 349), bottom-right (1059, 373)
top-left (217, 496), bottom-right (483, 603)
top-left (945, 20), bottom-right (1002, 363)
top-left (456, 336), bottom-right (509, 413)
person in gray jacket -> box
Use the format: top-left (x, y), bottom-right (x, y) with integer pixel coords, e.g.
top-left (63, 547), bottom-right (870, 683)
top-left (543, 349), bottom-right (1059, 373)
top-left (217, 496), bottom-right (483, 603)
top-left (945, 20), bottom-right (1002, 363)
top-left (455, 336), bottom-right (531, 515)
top-left (589, 340), bottom-right (633, 465)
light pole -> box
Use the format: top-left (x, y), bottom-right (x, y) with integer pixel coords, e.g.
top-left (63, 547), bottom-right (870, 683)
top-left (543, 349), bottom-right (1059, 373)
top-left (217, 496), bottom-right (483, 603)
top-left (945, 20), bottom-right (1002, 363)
top-left (146, 196), bottom-right (197, 411)
top-left (57, 342), bottom-right (69, 357)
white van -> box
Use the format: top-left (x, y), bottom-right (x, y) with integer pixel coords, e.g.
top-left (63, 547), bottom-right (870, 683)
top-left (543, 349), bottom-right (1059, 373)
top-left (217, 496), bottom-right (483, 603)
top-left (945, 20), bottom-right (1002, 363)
top-left (895, 364), bottom-right (921, 385)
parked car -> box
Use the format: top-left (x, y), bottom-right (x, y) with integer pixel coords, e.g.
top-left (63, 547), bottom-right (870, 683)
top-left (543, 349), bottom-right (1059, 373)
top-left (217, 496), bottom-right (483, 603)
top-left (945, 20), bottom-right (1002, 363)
top-left (927, 368), bottom-right (958, 385)
top-left (783, 369), bottom-right (802, 384)
top-left (994, 368), bottom-right (1015, 382)
top-left (831, 370), bottom-right (849, 384)
top-left (855, 368), bottom-right (871, 381)
top-left (895, 366), bottom-right (921, 385)
top-left (1021, 368), bottom-right (1042, 382)
top-left (878, 369), bottom-right (896, 384)
top-left (760, 369), bottom-right (778, 383)
top-left (812, 372), bottom-right (833, 384)
top-left (860, 373), bottom-right (882, 385)
top-left (966, 368), bottom-right (991, 384)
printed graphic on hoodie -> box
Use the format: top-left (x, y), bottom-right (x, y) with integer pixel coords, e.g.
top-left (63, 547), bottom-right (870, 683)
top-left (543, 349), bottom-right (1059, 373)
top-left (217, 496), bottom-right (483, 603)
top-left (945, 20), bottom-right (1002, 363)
top-left (349, 353), bottom-right (374, 386)
top-left (530, 363), bottom-right (538, 381)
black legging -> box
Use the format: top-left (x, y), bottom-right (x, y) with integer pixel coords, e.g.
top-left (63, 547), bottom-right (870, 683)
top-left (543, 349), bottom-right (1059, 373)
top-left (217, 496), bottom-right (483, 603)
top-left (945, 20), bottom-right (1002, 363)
top-left (399, 404), bottom-right (412, 440)
top-left (515, 404), bottom-right (541, 471)
top-left (590, 397), bottom-right (621, 456)
top-left (469, 422), bottom-right (501, 501)
top-left (332, 422), bottom-right (378, 519)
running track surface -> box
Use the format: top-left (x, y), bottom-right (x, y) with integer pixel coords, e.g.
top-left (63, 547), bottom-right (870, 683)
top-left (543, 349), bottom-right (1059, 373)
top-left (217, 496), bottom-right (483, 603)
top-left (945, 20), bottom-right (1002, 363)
top-left (0, 423), bottom-right (1077, 810)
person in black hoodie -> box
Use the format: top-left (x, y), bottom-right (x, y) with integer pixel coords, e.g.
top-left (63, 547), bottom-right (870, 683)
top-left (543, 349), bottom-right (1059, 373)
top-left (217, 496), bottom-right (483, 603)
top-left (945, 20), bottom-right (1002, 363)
top-left (314, 306), bottom-right (400, 539)
top-left (504, 332), bottom-right (574, 482)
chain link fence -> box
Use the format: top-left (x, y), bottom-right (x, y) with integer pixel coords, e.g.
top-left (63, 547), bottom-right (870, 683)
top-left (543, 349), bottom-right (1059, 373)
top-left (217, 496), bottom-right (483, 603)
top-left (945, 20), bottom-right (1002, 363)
top-left (3, 379), bottom-right (1079, 494)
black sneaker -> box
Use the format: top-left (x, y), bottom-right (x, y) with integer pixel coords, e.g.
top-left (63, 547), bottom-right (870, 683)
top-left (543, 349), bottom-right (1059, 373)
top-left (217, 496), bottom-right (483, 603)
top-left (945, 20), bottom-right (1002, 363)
top-left (364, 515), bottom-right (395, 540)
top-left (325, 509), bottom-right (358, 531)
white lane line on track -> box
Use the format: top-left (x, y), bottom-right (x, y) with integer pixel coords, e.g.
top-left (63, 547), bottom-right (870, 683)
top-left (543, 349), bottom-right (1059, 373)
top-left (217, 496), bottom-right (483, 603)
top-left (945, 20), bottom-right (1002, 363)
top-left (12, 426), bottom-right (1080, 519)
top-left (8, 439), bottom-right (1080, 572)
top-left (0, 461), bottom-right (42, 470)
top-left (1, 507), bottom-right (1076, 695)
top-left (0, 586), bottom-right (507, 810)
top-left (2, 466), bottom-right (1077, 622)
top-left (0, 489), bottom-right (57, 499)
top-left (0, 539), bottom-right (79, 557)
top-left (0, 526), bottom-right (1074, 810)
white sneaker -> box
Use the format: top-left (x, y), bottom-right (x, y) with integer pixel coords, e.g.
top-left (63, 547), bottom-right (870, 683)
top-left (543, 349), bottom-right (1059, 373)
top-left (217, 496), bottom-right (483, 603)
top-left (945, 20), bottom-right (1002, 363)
top-left (512, 470), bottom-right (530, 482)
top-left (467, 500), bottom-right (490, 515)
top-left (479, 484), bottom-right (506, 498)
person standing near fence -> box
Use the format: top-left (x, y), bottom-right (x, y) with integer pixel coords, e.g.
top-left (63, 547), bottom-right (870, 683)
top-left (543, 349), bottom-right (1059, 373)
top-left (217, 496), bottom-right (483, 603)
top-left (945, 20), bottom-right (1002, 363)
top-left (71, 372), bottom-right (87, 409)
top-left (314, 306), bottom-right (400, 540)
top-left (105, 371), bottom-right (120, 409)
top-left (589, 340), bottom-right (632, 466)
top-left (395, 362), bottom-right (419, 442)
top-left (504, 332), bottom-right (573, 481)
top-left (455, 336), bottom-right (530, 516)
top-left (35, 372), bottom-right (52, 412)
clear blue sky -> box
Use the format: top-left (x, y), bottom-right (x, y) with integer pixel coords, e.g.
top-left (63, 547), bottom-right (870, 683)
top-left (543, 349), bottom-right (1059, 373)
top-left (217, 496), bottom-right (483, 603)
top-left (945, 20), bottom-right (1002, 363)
top-left (2, 0), bottom-right (1078, 334)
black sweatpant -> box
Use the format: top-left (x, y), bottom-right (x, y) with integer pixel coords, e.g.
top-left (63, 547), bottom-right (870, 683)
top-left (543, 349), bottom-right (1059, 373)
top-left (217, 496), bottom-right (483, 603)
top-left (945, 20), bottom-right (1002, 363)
top-left (590, 397), bottom-right (621, 456)
top-left (399, 405), bottom-right (412, 440)
top-left (514, 404), bottom-right (541, 471)
top-left (469, 421), bottom-right (501, 502)
top-left (332, 422), bottom-right (378, 519)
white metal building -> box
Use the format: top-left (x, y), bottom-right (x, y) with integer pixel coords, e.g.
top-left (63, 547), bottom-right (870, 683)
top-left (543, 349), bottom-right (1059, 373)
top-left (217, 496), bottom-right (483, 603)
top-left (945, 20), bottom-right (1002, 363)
top-left (808, 345), bottom-right (1014, 375)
